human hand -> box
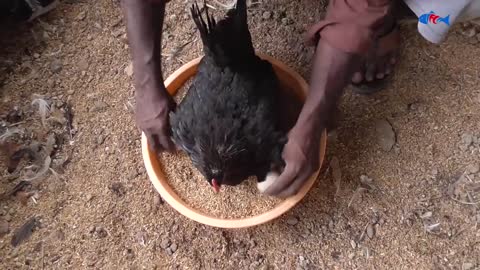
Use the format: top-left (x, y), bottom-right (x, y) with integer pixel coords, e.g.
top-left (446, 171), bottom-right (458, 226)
top-left (264, 120), bottom-right (324, 197)
top-left (136, 90), bottom-right (177, 152)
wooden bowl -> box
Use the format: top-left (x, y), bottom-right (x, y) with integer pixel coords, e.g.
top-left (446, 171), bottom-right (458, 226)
top-left (141, 54), bottom-right (327, 229)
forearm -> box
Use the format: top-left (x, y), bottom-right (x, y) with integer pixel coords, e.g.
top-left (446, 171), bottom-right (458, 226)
top-left (297, 40), bottom-right (361, 129)
top-left (121, 0), bottom-right (168, 101)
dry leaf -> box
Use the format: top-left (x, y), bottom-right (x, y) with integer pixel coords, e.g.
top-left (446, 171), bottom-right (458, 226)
top-left (0, 127), bottom-right (24, 142)
top-left (23, 156), bottom-right (51, 182)
top-left (11, 217), bottom-right (37, 247)
top-left (44, 133), bottom-right (56, 157)
top-left (425, 223), bottom-right (441, 233)
top-left (48, 109), bottom-right (67, 125)
top-left (31, 96), bottom-right (51, 127)
top-left (330, 157), bottom-right (341, 200)
top-left (1, 142), bottom-right (38, 174)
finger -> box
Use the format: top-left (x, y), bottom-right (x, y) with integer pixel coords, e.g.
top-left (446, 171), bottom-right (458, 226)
top-left (385, 55), bottom-right (396, 75)
top-left (264, 163), bottom-right (299, 196)
top-left (276, 168), bottom-right (314, 198)
top-left (158, 135), bottom-right (176, 152)
top-left (351, 72), bottom-right (363, 84)
top-left (147, 134), bottom-right (162, 153)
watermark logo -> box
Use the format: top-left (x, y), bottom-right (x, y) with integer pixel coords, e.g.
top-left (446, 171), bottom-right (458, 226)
top-left (419, 11), bottom-right (450, 26)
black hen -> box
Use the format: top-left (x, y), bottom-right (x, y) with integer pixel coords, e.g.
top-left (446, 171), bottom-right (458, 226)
top-left (169, 0), bottom-right (286, 193)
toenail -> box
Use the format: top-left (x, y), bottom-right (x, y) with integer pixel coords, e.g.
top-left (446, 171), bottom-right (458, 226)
top-left (352, 72), bottom-right (363, 83)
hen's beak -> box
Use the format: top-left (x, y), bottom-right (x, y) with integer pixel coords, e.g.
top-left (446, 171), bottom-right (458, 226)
top-left (212, 179), bottom-right (220, 193)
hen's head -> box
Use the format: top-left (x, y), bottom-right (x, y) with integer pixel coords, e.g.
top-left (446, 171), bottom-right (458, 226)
top-left (187, 142), bottom-right (251, 193)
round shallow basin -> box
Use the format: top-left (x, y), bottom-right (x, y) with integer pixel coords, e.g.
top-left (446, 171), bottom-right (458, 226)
top-left (141, 54), bottom-right (327, 229)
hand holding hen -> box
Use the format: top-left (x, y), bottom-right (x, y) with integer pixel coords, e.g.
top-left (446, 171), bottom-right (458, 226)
top-left (263, 120), bottom-right (323, 197)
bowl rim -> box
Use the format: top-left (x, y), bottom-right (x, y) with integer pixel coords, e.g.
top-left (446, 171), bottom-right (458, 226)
top-left (141, 54), bottom-right (327, 229)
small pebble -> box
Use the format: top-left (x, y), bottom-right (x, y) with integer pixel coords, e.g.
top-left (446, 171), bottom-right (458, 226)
top-left (125, 62), bottom-right (134, 77)
top-left (461, 133), bottom-right (473, 147)
top-left (160, 238), bottom-right (171, 249)
top-left (262, 11), bottom-right (272, 20)
top-left (366, 224), bottom-right (375, 239)
top-left (136, 231), bottom-right (146, 245)
top-left (466, 163), bottom-right (479, 174)
top-left (77, 58), bottom-right (89, 71)
top-left (90, 100), bottom-right (108, 112)
top-left (50, 59), bottom-right (63, 73)
top-left (93, 226), bottom-right (108, 238)
top-left (462, 262), bottom-right (475, 270)
top-left (286, 217), bottom-right (299, 226)
top-left (0, 220), bottom-right (9, 237)
top-left (462, 27), bottom-right (477, 38)
top-left (375, 119), bottom-right (396, 151)
top-left (297, 255), bottom-right (309, 269)
top-left (112, 27), bottom-right (125, 37)
top-left (96, 135), bottom-right (106, 145)
top-left (169, 243), bottom-right (177, 253)
top-left (50, 230), bottom-right (65, 241)
top-left (153, 193), bottom-right (163, 209)
top-left (460, 144), bottom-right (469, 151)
top-left (420, 211), bottom-right (433, 219)
top-left (350, 239), bottom-right (356, 249)
top-left (379, 218), bottom-right (385, 225)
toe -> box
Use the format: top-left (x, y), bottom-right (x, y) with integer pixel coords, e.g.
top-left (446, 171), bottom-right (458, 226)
top-left (365, 63), bottom-right (375, 82)
top-left (352, 72), bottom-right (363, 83)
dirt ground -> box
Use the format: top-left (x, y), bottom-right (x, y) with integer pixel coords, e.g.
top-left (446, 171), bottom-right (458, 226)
top-left (1, 0), bottom-right (480, 269)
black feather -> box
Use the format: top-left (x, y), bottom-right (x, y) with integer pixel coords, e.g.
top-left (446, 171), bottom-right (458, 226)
top-left (170, 0), bottom-right (286, 187)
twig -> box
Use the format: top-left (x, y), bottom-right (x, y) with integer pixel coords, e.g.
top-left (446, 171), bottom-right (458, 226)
top-left (348, 187), bottom-right (367, 208)
top-left (449, 195), bottom-right (480, 205)
top-left (466, 191), bottom-right (479, 209)
top-left (358, 222), bottom-right (369, 242)
top-left (212, 0), bottom-right (236, 9)
top-left (205, 3), bottom-right (217, 10)
top-left (8, 121), bottom-right (27, 127)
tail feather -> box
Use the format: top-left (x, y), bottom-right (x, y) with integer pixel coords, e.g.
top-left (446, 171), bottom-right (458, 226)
top-left (190, 1), bottom-right (215, 44)
top-left (190, 0), bottom-right (255, 68)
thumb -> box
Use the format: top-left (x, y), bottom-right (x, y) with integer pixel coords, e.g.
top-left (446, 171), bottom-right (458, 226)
top-left (264, 163), bottom-right (299, 196)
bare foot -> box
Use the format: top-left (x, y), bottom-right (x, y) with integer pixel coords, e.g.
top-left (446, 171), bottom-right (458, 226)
top-left (351, 23), bottom-right (401, 94)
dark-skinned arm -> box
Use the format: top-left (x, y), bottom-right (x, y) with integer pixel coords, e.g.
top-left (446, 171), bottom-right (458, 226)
top-left (121, 0), bottom-right (176, 152)
top-left (264, 40), bottom-right (361, 197)
top-left (264, 0), bottom-right (392, 197)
